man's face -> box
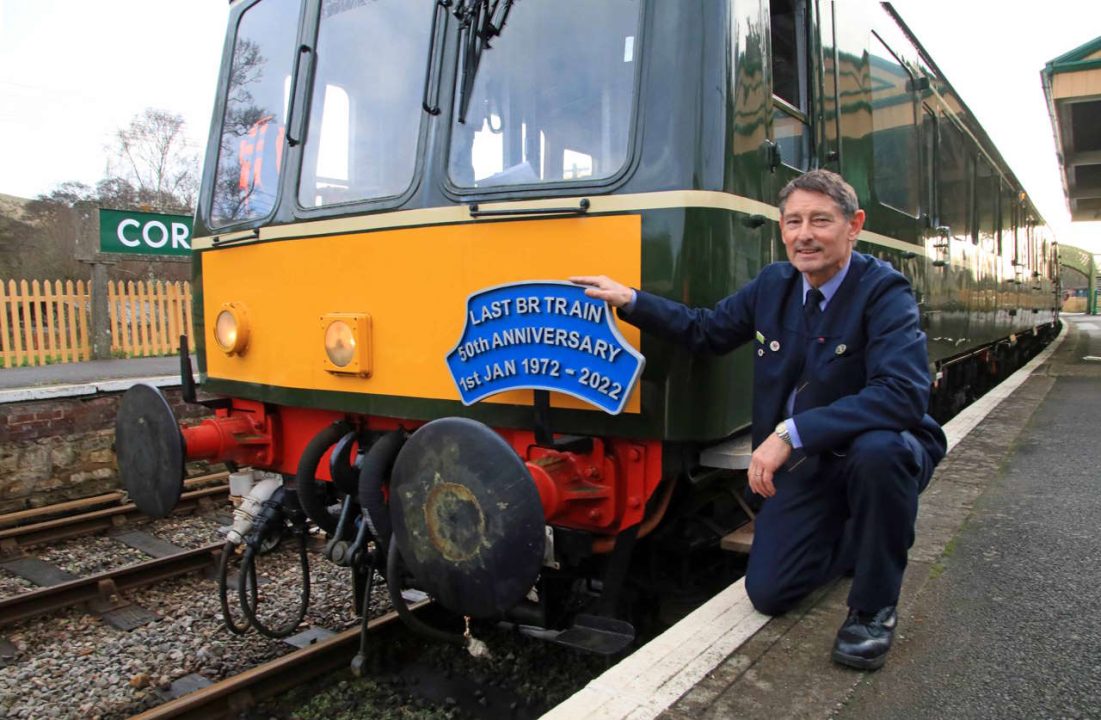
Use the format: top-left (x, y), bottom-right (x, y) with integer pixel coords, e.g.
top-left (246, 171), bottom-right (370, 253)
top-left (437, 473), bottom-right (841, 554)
top-left (779, 189), bottom-right (865, 287)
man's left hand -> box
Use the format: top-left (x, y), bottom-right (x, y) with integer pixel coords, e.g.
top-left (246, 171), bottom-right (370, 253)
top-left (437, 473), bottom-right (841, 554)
top-left (748, 433), bottom-right (792, 498)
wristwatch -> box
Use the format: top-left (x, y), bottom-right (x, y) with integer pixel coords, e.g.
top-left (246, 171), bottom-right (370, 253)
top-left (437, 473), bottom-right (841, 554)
top-left (774, 421), bottom-right (793, 447)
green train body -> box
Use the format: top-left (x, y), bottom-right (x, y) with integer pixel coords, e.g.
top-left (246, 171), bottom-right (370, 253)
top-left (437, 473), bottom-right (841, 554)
top-left (192, 0), bottom-right (1056, 445)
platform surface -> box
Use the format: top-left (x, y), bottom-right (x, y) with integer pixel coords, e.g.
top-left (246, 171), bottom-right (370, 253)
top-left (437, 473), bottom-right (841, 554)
top-left (545, 315), bottom-right (1100, 720)
top-left (0, 355), bottom-right (182, 403)
top-left (0, 355), bottom-right (180, 389)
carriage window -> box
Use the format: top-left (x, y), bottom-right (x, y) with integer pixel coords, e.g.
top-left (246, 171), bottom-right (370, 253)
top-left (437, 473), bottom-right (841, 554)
top-left (210, 0), bottom-right (300, 226)
top-left (937, 121), bottom-right (970, 242)
top-left (298, 0), bottom-right (433, 207)
top-left (999, 184), bottom-right (1014, 256)
top-left (870, 35), bottom-right (919, 216)
top-left (922, 107), bottom-right (936, 222)
top-left (447, 0), bottom-right (640, 188)
top-left (975, 159), bottom-right (997, 248)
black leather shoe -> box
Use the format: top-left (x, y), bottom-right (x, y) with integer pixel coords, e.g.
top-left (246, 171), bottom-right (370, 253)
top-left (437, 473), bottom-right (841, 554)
top-left (831, 606), bottom-right (896, 670)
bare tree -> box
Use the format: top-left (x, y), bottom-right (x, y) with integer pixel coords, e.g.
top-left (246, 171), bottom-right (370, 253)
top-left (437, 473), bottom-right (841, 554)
top-left (0, 108), bottom-right (199, 281)
top-left (107, 109), bottom-right (199, 213)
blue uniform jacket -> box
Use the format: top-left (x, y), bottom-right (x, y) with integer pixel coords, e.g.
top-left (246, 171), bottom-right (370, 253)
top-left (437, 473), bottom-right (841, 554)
top-left (621, 252), bottom-right (946, 463)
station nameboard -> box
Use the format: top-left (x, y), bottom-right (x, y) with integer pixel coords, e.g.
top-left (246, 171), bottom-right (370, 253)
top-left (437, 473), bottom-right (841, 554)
top-left (99, 209), bottom-right (192, 257)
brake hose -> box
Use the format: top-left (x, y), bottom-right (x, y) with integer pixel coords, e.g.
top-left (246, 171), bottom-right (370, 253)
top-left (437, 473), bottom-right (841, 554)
top-left (238, 516), bottom-right (311, 639)
top-left (223, 486), bottom-right (312, 639)
top-left (386, 540), bottom-right (464, 646)
top-left (217, 540), bottom-right (252, 635)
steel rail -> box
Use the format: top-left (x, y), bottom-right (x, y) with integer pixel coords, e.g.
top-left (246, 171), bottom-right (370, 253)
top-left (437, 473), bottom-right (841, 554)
top-left (0, 541), bottom-right (224, 628)
top-left (0, 484), bottom-right (230, 555)
top-left (130, 604), bottom-right (426, 720)
top-left (0, 472), bottom-right (229, 529)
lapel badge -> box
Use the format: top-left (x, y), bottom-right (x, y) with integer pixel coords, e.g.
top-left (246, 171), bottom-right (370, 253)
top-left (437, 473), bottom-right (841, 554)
top-left (835, 343), bottom-right (847, 356)
top-left (769, 340), bottom-right (780, 352)
top-left (757, 348), bottom-right (765, 357)
top-left (755, 330), bottom-right (765, 344)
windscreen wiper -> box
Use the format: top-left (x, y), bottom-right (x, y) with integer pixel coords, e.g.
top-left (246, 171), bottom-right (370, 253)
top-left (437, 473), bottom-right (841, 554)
top-left (422, 0), bottom-right (451, 115)
top-left (454, 0), bottom-right (514, 124)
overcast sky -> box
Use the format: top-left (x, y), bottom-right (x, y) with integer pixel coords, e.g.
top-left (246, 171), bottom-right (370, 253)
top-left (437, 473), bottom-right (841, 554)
top-left (1, 0), bottom-right (1099, 250)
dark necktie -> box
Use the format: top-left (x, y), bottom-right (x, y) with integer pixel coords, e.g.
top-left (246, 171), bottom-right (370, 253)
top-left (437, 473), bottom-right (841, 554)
top-left (790, 287), bottom-right (826, 414)
top-left (804, 287), bottom-right (824, 327)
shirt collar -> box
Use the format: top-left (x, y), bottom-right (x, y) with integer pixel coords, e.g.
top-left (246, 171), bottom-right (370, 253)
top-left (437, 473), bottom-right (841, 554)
top-left (802, 253), bottom-right (852, 309)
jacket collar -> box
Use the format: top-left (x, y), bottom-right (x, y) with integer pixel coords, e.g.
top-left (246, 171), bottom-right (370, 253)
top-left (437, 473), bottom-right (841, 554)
top-left (815, 252), bottom-right (870, 338)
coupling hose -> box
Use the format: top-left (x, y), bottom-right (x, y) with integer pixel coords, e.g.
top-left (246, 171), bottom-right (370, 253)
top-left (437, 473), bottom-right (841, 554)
top-left (295, 421), bottom-right (353, 535)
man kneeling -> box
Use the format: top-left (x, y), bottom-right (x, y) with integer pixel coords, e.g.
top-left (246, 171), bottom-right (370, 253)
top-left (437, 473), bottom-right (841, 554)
top-left (572, 169), bottom-right (946, 670)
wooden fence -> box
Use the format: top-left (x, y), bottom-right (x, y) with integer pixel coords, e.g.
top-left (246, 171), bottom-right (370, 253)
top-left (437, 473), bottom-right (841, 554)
top-left (0, 279), bottom-right (194, 367)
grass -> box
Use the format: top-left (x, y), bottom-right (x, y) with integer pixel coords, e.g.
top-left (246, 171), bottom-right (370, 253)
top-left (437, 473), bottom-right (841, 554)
top-left (928, 536), bottom-right (959, 580)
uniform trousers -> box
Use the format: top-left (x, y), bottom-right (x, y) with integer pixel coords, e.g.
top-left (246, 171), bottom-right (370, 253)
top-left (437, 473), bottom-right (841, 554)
top-left (744, 428), bottom-right (935, 615)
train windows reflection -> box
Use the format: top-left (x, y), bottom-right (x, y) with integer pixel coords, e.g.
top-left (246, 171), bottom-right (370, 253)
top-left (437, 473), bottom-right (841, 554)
top-left (447, 0), bottom-right (640, 188)
top-left (869, 34), bottom-right (919, 217)
top-left (210, 0), bottom-right (299, 227)
top-left (298, 0), bottom-right (433, 207)
top-left (773, 109), bottom-right (811, 171)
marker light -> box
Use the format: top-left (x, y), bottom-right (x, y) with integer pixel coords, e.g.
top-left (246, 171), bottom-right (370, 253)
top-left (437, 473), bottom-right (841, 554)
top-left (325, 320), bottom-right (356, 367)
top-left (214, 303), bottom-right (250, 355)
top-left (321, 313), bottom-right (372, 376)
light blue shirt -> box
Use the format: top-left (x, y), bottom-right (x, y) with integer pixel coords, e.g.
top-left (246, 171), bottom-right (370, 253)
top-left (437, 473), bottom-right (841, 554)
top-left (785, 256), bottom-right (852, 448)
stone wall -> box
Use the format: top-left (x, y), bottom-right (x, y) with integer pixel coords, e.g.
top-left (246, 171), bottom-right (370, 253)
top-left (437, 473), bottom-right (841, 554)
top-left (0, 389), bottom-right (213, 513)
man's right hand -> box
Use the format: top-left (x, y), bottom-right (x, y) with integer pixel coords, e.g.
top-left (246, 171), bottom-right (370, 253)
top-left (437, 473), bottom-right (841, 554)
top-left (569, 275), bottom-right (636, 309)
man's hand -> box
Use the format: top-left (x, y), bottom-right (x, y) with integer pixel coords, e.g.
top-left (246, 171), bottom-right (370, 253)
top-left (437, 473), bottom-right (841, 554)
top-left (747, 432), bottom-right (792, 498)
top-left (569, 275), bottom-right (635, 309)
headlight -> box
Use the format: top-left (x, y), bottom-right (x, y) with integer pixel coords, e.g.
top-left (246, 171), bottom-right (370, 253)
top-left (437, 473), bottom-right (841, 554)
top-left (321, 313), bottom-right (372, 376)
top-left (214, 303), bottom-right (250, 355)
top-left (324, 320), bottom-right (356, 367)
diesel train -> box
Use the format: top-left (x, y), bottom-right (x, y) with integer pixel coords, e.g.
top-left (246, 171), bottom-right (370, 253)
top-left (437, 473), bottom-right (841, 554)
top-left (116, 0), bottom-right (1059, 657)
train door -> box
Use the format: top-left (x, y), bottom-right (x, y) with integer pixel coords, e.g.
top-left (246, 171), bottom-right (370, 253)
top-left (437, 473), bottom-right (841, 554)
top-left (767, 0), bottom-right (817, 187)
top-left (766, 0), bottom-right (830, 263)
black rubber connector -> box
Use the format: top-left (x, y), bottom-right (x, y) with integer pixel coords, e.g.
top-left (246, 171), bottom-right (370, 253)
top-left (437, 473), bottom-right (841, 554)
top-left (358, 429), bottom-right (405, 550)
top-left (295, 420), bottom-right (352, 535)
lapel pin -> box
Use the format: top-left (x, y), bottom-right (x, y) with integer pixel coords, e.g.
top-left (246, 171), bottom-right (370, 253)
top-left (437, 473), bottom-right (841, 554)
top-left (769, 340), bottom-right (780, 352)
top-left (835, 344), bottom-right (847, 355)
top-left (757, 348), bottom-right (765, 357)
top-left (756, 331), bottom-right (765, 344)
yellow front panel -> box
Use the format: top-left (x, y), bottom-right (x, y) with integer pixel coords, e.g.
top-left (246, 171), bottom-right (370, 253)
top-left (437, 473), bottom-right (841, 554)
top-left (202, 214), bottom-right (643, 412)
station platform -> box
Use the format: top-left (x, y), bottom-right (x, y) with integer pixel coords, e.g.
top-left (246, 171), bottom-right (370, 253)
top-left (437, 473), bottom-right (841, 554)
top-left (545, 314), bottom-right (1101, 719)
top-left (0, 355), bottom-right (181, 403)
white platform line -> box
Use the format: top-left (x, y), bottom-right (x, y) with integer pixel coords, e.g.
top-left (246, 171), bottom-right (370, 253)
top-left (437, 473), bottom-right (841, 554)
top-left (541, 321), bottom-right (1067, 720)
top-left (940, 322), bottom-right (1066, 453)
top-left (542, 579), bottom-right (770, 720)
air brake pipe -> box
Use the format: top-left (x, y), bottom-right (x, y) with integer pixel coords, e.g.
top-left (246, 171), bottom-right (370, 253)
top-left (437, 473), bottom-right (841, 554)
top-left (357, 430), bottom-right (405, 550)
top-left (295, 421), bottom-right (353, 535)
top-left (386, 541), bottom-right (464, 646)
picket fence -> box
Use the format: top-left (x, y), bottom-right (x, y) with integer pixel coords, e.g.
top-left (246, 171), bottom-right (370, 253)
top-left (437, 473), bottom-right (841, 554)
top-left (0, 279), bottom-right (194, 367)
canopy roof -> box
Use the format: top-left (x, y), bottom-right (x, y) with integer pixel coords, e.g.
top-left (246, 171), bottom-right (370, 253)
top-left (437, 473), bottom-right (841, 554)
top-left (1043, 36), bottom-right (1101, 221)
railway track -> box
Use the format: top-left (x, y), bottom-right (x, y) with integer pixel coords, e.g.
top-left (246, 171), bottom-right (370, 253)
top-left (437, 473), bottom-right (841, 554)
top-left (0, 473), bottom-right (230, 556)
top-left (0, 472), bottom-right (233, 627)
top-left (0, 541), bottom-right (224, 627)
top-left (130, 606), bottom-right (420, 720)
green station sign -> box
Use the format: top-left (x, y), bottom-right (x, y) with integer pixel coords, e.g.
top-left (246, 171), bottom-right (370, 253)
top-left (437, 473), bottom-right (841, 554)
top-left (99, 208), bottom-right (192, 257)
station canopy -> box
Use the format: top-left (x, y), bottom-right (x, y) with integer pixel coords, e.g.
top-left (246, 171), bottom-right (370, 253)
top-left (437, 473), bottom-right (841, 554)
top-left (1043, 36), bottom-right (1101, 221)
